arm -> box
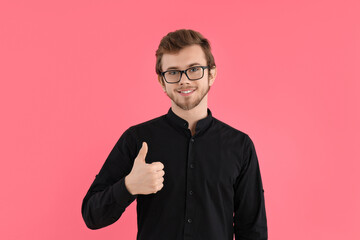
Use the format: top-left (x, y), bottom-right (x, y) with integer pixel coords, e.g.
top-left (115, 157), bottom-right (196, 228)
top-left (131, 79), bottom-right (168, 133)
top-left (233, 135), bottom-right (268, 239)
top-left (81, 127), bottom-right (138, 230)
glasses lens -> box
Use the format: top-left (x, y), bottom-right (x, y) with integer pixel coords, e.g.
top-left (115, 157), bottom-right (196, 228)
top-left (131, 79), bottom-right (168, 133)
top-left (164, 70), bottom-right (180, 83)
top-left (186, 67), bottom-right (203, 80)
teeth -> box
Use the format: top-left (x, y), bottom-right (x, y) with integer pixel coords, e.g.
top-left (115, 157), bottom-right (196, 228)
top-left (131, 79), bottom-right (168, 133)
top-left (180, 90), bottom-right (194, 94)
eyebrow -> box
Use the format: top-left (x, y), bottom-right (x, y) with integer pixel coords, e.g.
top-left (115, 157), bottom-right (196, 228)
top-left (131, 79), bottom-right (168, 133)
top-left (165, 63), bottom-right (202, 71)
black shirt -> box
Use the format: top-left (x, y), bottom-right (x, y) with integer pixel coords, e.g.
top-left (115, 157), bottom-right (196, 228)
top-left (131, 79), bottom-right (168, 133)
top-left (81, 107), bottom-right (268, 240)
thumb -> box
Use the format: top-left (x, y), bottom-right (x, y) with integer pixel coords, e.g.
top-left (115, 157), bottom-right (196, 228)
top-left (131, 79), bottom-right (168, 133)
top-left (135, 142), bottom-right (148, 164)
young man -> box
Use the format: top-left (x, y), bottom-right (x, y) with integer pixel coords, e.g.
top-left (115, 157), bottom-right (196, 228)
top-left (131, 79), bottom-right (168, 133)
top-left (82, 29), bottom-right (268, 240)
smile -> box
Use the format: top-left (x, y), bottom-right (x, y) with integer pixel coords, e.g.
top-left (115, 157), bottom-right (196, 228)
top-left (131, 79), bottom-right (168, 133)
top-left (178, 89), bottom-right (195, 96)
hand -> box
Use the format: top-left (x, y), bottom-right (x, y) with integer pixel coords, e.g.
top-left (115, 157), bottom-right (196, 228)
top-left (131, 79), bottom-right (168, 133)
top-left (125, 142), bottom-right (165, 195)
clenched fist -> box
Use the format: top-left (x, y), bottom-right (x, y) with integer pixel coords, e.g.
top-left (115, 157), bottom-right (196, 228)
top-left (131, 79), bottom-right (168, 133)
top-left (125, 142), bottom-right (165, 195)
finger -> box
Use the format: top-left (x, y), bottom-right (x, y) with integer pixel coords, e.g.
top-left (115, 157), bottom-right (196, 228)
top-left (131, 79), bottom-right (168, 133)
top-left (154, 182), bottom-right (163, 193)
top-left (136, 142), bottom-right (148, 162)
top-left (151, 162), bottom-right (164, 171)
top-left (157, 170), bottom-right (165, 177)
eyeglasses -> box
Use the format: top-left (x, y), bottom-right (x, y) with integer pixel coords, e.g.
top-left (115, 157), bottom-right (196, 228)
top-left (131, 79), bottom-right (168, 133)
top-left (161, 66), bottom-right (210, 84)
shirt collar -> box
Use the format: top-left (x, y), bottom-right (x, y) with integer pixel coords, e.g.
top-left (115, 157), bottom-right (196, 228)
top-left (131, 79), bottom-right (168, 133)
top-left (165, 107), bottom-right (213, 134)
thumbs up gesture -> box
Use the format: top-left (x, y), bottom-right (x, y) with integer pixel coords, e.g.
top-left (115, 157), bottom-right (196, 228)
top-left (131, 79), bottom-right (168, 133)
top-left (125, 142), bottom-right (165, 195)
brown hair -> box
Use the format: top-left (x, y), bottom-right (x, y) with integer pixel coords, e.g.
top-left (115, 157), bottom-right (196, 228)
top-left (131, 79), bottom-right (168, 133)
top-left (155, 29), bottom-right (216, 84)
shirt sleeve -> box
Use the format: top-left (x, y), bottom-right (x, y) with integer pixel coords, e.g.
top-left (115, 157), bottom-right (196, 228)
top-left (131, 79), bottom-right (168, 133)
top-left (233, 135), bottom-right (268, 239)
top-left (81, 127), bottom-right (139, 230)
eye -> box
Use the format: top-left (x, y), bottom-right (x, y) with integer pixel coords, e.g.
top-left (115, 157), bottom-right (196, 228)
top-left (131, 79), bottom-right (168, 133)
top-left (189, 67), bottom-right (200, 72)
top-left (168, 71), bottom-right (179, 75)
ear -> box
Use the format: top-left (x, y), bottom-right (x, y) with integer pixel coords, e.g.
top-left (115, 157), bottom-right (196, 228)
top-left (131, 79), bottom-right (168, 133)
top-left (158, 75), bottom-right (166, 92)
top-left (208, 66), bottom-right (217, 86)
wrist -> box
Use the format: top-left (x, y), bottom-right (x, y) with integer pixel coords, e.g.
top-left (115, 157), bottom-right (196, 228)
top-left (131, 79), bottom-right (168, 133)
top-left (125, 175), bottom-right (136, 195)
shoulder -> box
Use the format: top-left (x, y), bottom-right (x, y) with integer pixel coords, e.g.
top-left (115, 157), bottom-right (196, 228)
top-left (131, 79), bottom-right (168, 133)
top-left (125, 114), bottom-right (166, 137)
top-left (211, 117), bottom-right (256, 157)
top-left (116, 114), bottom-right (166, 153)
top-left (212, 116), bottom-right (250, 141)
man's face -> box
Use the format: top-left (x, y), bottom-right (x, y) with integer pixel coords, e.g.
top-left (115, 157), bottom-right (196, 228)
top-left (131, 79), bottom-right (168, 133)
top-left (159, 44), bottom-right (216, 111)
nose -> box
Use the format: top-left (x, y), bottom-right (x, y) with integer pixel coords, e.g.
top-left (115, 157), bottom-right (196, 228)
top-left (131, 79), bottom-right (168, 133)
top-left (179, 71), bottom-right (191, 85)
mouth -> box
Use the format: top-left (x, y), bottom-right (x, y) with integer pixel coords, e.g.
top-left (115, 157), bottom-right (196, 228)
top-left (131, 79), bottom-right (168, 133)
top-left (177, 88), bottom-right (196, 96)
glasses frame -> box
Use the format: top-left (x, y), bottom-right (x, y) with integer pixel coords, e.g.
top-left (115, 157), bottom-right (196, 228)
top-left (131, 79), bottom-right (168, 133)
top-left (161, 66), bottom-right (210, 84)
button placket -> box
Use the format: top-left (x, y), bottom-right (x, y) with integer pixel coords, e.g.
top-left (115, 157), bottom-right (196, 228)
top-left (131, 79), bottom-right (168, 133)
top-left (184, 134), bottom-right (196, 236)
top-left (189, 138), bottom-right (194, 196)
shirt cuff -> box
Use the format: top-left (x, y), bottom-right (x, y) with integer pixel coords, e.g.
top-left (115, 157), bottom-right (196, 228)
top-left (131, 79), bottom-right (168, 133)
top-left (112, 177), bottom-right (137, 207)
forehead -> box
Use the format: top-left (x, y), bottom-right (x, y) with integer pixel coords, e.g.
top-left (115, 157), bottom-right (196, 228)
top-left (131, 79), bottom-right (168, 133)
top-left (161, 44), bottom-right (206, 70)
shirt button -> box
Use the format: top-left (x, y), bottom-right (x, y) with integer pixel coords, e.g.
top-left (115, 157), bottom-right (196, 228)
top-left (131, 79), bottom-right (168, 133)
top-left (190, 164), bottom-right (194, 169)
top-left (183, 123), bottom-right (187, 127)
top-left (189, 190), bottom-right (193, 195)
top-left (191, 138), bottom-right (194, 142)
top-left (187, 218), bottom-right (192, 223)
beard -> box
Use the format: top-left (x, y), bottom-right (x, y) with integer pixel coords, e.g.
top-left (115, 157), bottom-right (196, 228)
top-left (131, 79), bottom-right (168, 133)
top-left (165, 80), bottom-right (211, 111)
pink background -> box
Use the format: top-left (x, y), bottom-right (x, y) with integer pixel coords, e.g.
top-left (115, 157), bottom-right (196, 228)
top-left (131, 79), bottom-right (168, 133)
top-left (1, 0), bottom-right (359, 239)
